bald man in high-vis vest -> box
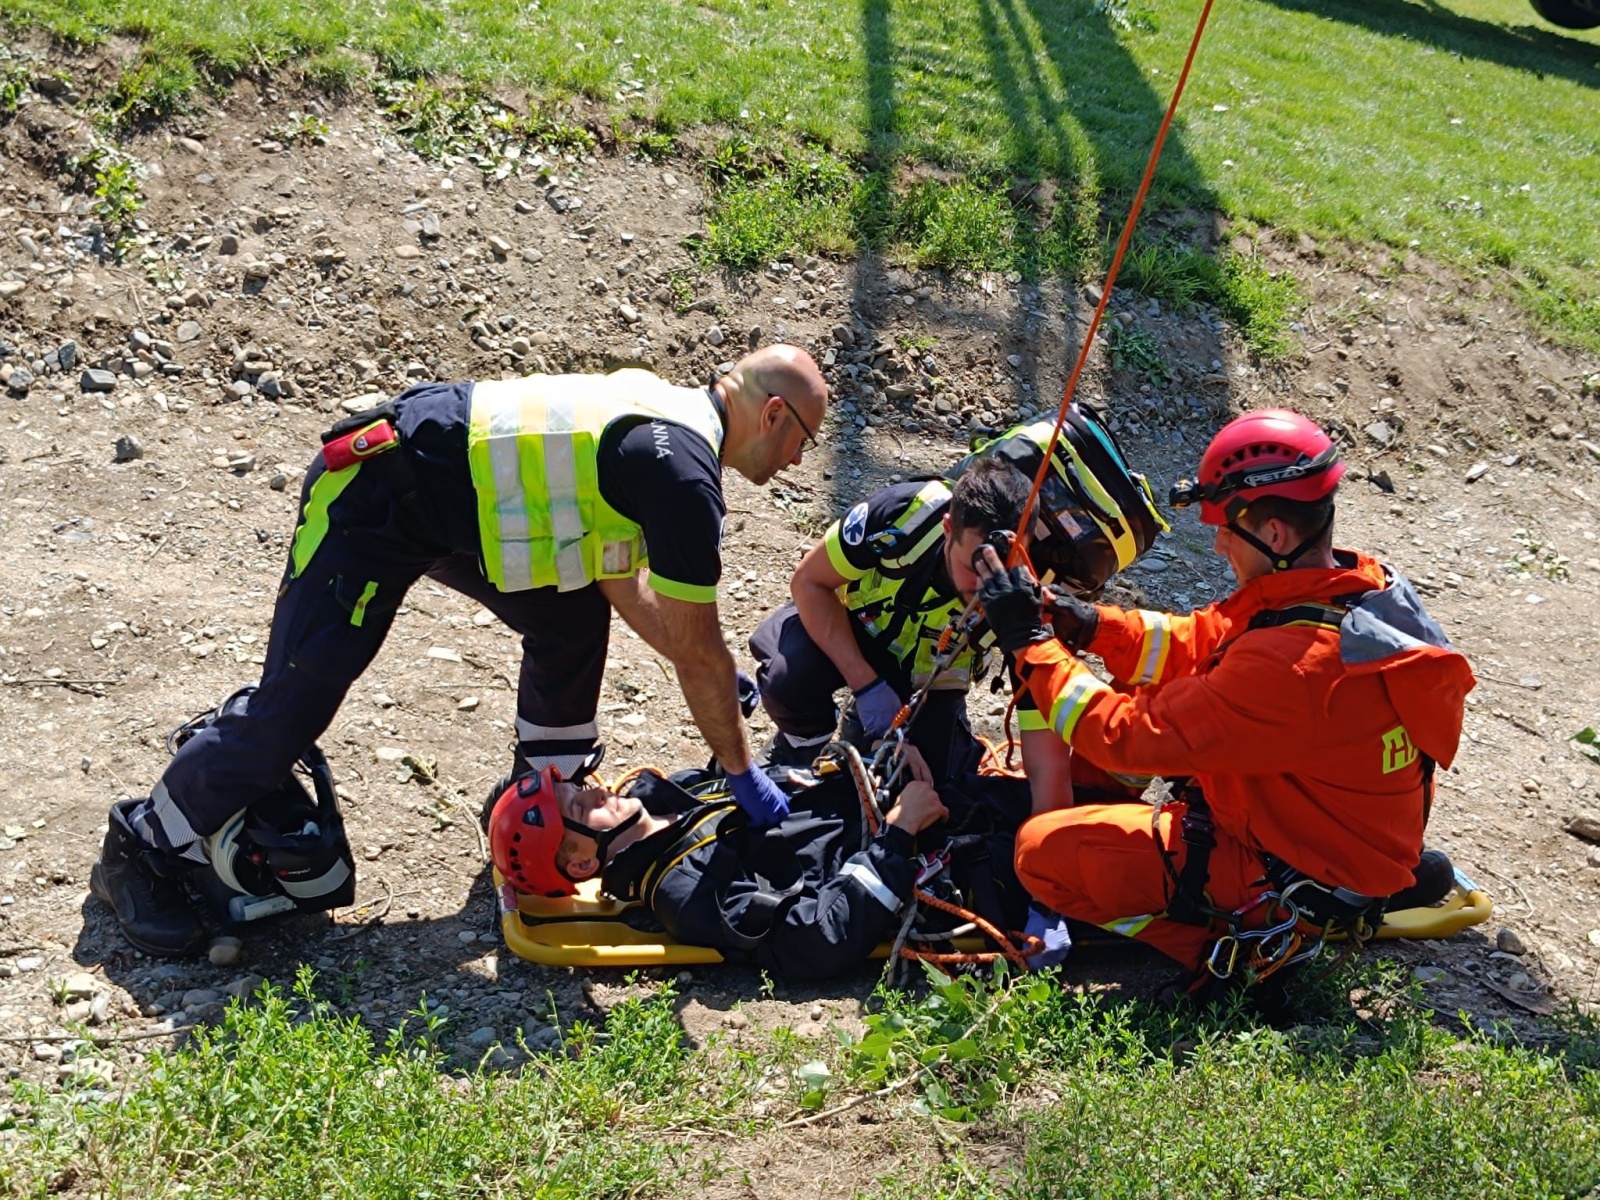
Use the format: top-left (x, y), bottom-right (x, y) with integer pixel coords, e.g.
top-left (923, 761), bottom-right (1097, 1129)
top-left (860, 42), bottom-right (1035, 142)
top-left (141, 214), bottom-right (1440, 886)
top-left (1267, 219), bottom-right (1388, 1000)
top-left (92, 346), bottom-right (828, 957)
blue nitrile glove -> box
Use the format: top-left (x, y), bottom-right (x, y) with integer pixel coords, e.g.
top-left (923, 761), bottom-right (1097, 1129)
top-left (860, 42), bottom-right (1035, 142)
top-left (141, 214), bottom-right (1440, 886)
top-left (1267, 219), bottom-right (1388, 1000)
top-left (726, 765), bottom-right (790, 827)
top-left (851, 677), bottom-right (903, 740)
top-left (734, 668), bottom-right (760, 719)
top-left (1023, 905), bottom-right (1073, 969)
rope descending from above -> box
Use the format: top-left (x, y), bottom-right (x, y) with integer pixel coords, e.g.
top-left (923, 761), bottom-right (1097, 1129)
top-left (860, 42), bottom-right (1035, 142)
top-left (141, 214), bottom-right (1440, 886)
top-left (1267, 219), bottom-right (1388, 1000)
top-left (1006, 0), bottom-right (1221, 568)
top-left (876, 0), bottom-right (1223, 772)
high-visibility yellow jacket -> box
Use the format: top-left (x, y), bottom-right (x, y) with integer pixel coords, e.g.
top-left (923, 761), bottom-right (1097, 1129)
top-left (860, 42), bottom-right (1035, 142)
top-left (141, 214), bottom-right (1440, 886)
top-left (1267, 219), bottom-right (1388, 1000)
top-left (467, 370), bottom-right (724, 592)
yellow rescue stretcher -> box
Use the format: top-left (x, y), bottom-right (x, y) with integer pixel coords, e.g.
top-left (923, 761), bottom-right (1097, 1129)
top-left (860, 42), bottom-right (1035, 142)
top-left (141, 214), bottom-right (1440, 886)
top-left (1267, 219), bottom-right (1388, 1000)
top-left (494, 870), bottom-right (1493, 969)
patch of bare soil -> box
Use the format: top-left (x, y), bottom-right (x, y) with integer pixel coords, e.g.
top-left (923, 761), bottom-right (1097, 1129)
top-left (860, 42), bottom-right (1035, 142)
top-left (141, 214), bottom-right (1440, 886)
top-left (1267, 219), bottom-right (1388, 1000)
top-left (1, 67), bottom-right (1599, 1175)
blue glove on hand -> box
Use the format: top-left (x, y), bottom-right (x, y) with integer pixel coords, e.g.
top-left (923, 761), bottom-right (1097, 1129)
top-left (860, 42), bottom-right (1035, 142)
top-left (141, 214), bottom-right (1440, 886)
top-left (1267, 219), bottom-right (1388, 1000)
top-left (734, 668), bottom-right (760, 719)
top-left (1023, 905), bottom-right (1073, 970)
top-left (726, 765), bottom-right (790, 827)
top-left (852, 677), bottom-right (903, 740)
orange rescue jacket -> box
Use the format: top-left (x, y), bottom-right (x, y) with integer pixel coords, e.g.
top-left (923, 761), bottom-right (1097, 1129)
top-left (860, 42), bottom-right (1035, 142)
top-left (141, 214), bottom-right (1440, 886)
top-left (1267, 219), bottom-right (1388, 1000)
top-left (1016, 551), bottom-right (1475, 897)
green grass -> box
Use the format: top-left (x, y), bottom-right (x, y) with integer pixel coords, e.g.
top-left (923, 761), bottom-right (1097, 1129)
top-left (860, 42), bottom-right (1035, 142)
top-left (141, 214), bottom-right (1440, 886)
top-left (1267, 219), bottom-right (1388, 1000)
top-left (3, 0), bottom-right (1597, 348)
top-left (5, 965), bottom-right (1597, 1198)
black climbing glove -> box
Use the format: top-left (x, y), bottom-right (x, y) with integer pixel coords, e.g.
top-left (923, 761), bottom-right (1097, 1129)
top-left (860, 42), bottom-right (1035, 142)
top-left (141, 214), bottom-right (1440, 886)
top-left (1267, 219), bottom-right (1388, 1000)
top-left (1043, 587), bottom-right (1100, 653)
top-left (977, 565), bottom-right (1053, 655)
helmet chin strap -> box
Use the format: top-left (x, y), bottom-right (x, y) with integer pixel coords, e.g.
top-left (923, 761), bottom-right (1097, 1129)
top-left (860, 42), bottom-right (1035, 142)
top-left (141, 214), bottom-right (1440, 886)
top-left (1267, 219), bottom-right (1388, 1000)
top-left (1226, 507), bottom-right (1335, 573)
top-left (557, 808), bottom-right (643, 882)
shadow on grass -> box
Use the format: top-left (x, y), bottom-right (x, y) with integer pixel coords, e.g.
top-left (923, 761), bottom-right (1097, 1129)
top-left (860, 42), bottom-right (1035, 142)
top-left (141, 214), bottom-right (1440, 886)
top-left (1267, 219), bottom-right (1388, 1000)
top-left (1264, 0), bottom-right (1600, 89)
top-left (829, 0), bottom-right (1226, 518)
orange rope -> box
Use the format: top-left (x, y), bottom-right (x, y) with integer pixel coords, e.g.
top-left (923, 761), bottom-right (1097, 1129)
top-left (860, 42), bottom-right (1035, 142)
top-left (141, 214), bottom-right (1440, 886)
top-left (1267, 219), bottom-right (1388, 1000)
top-left (1007, 0), bottom-right (1220, 567)
top-left (904, 888), bottom-right (1042, 969)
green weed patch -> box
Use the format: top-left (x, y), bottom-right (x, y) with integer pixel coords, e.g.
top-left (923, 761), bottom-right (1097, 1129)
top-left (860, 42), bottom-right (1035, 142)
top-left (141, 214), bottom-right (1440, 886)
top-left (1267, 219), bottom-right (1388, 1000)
top-left (5, 966), bottom-right (1598, 1198)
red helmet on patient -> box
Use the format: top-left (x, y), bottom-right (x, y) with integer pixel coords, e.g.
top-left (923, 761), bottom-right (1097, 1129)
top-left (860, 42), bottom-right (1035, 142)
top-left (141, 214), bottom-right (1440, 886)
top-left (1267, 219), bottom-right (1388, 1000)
top-left (490, 761), bottom-right (642, 897)
top-left (489, 766), bottom-right (575, 897)
top-left (1172, 409), bottom-right (1345, 526)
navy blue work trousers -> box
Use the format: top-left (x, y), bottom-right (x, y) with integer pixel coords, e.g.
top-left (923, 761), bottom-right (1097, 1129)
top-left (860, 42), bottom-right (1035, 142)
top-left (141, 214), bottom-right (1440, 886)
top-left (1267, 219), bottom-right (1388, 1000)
top-left (148, 445), bottom-right (610, 844)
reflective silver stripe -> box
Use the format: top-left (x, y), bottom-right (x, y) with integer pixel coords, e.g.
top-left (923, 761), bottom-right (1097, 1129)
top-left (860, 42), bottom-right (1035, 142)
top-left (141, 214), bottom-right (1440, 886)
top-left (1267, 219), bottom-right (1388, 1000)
top-left (519, 751), bottom-right (600, 778)
top-left (486, 432), bottom-right (532, 590)
top-left (541, 428), bottom-right (589, 592)
top-left (840, 860), bottom-right (902, 912)
top-left (278, 855), bottom-right (353, 901)
top-left (516, 718), bottom-right (601, 742)
top-left (134, 781), bottom-right (210, 862)
top-left (1132, 610), bottom-right (1171, 685)
top-left (1049, 673), bottom-right (1108, 742)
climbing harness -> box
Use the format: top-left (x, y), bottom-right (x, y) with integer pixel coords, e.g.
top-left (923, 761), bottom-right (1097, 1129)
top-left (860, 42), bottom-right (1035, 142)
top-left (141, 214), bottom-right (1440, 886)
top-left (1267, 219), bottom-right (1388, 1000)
top-left (830, 738), bottom-right (1041, 981)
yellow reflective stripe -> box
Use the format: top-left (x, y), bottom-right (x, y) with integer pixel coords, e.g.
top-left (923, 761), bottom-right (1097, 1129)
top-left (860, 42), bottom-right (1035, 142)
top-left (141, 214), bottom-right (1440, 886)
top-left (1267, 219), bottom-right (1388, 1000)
top-left (1102, 913), bottom-right (1157, 938)
top-left (822, 521), bottom-right (869, 581)
top-left (882, 521), bottom-right (943, 573)
top-left (290, 463), bottom-right (360, 578)
top-left (349, 580), bottom-right (379, 628)
top-left (1016, 707), bottom-right (1048, 732)
top-left (1132, 610), bottom-right (1172, 685)
top-left (1056, 441), bottom-right (1138, 570)
top-left (1047, 672), bottom-right (1111, 743)
top-left (648, 573), bottom-right (717, 604)
top-left (879, 482), bottom-right (949, 570)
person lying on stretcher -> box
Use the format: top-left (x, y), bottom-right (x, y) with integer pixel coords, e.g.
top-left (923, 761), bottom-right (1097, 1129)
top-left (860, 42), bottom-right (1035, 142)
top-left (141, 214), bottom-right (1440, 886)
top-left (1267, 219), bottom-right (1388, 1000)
top-left (487, 751), bottom-right (1040, 981)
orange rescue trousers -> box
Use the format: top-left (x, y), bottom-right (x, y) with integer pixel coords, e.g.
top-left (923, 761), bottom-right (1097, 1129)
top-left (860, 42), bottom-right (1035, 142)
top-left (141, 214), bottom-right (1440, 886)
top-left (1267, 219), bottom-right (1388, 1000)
top-left (1015, 799), bottom-right (1269, 971)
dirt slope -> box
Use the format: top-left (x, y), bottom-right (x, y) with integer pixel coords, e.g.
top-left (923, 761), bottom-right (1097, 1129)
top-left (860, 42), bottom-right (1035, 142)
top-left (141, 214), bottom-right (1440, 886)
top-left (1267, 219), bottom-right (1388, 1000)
top-left (2, 73), bottom-right (1599, 1106)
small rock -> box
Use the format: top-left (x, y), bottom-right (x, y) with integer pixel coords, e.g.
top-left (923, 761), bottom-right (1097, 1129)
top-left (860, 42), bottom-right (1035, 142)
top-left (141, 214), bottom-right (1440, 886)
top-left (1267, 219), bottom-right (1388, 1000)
top-left (114, 435), bottom-right (143, 462)
top-left (1465, 461), bottom-right (1491, 483)
top-left (521, 248), bottom-right (543, 264)
top-left (1411, 965), bottom-right (1447, 985)
top-left (618, 303), bottom-right (639, 323)
top-left (32, 1042), bottom-right (62, 1063)
top-left (1495, 927), bottom-right (1526, 956)
top-left (59, 972), bottom-right (100, 1001)
top-left (89, 993), bottom-right (112, 1025)
top-left (457, 930), bottom-right (478, 944)
top-left (1363, 421), bottom-right (1393, 447)
top-left (705, 325), bottom-right (725, 347)
top-left (394, 244), bottom-right (423, 260)
top-left (466, 1026), bottom-right (498, 1049)
top-left (57, 341), bottom-right (78, 370)
top-left (218, 234), bottom-right (240, 255)
top-left (268, 471), bottom-right (288, 491)
top-left (457, 695), bottom-right (480, 711)
top-left (208, 937), bottom-right (244, 967)
top-left (6, 366), bottom-right (33, 394)
top-left (809, 1004), bottom-right (823, 1021)
top-left (80, 368), bottom-right (117, 393)
top-left (181, 988), bottom-right (222, 1009)
top-left (0, 280), bottom-right (26, 299)
top-left (223, 974), bottom-right (266, 1000)
top-left (1564, 814), bottom-right (1600, 843)
top-left (486, 235), bottom-right (512, 256)
top-left (725, 1010), bottom-right (749, 1030)
top-left (421, 213), bottom-right (442, 239)
top-left (1550, 422), bottom-right (1573, 440)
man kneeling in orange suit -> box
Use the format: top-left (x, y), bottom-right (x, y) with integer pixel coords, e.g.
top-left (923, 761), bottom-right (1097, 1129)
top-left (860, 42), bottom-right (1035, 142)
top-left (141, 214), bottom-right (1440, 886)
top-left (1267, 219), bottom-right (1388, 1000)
top-left (973, 409), bottom-right (1475, 995)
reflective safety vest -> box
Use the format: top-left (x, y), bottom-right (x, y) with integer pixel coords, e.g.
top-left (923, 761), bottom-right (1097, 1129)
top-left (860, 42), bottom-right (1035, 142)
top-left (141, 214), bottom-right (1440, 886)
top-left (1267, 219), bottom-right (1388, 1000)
top-left (466, 370), bottom-right (725, 592)
top-left (839, 481), bottom-right (986, 692)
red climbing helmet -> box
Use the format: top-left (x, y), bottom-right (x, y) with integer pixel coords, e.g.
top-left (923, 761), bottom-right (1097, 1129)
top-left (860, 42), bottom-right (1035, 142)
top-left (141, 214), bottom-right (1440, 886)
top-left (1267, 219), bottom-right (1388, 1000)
top-left (1170, 408), bottom-right (1345, 526)
top-left (489, 766), bottom-right (575, 898)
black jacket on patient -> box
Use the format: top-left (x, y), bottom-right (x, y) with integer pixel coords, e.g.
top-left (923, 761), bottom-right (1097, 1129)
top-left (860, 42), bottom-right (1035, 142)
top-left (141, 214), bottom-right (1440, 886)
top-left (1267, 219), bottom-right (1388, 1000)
top-left (600, 768), bottom-right (1031, 981)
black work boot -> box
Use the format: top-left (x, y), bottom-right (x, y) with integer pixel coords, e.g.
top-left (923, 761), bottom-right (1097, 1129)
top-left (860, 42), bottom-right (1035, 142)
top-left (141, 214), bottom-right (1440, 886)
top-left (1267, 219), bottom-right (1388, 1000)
top-left (89, 802), bottom-right (210, 958)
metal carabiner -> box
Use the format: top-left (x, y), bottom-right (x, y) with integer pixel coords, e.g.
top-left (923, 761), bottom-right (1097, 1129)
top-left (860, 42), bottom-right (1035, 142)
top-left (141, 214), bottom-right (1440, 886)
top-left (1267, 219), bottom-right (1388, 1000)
top-left (1206, 935), bottom-right (1241, 979)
